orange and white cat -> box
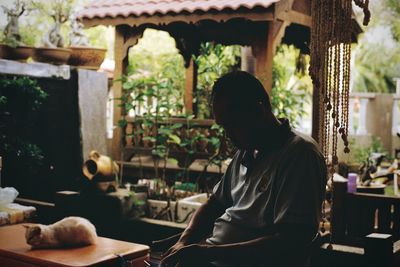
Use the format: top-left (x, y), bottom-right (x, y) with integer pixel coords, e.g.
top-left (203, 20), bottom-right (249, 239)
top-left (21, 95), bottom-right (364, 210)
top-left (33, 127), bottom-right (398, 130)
top-left (24, 216), bottom-right (97, 248)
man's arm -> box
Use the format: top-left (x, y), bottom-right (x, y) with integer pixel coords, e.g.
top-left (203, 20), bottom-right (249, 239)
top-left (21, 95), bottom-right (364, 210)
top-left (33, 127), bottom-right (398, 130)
top-left (179, 194), bottom-right (225, 243)
top-left (163, 223), bottom-right (315, 266)
top-left (161, 194), bottom-right (225, 261)
top-left (208, 224), bottom-right (314, 261)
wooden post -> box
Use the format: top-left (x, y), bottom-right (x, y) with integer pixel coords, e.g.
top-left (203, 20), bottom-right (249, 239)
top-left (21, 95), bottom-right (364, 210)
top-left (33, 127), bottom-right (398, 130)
top-left (185, 58), bottom-right (197, 115)
top-left (331, 181), bottom-right (348, 243)
top-left (253, 21), bottom-right (275, 98)
top-left (364, 233), bottom-right (393, 267)
top-left (241, 46), bottom-right (256, 75)
top-left (112, 26), bottom-right (129, 160)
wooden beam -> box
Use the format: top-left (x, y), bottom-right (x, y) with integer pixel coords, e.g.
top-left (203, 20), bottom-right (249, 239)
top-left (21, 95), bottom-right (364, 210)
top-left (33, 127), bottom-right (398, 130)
top-left (276, 10), bottom-right (311, 27)
top-left (253, 21), bottom-right (275, 97)
top-left (291, 0), bottom-right (311, 16)
top-left (272, 19), bottom-right (289, 53)
top-left (275, 0), bottom-right (311, 27)
top-left (111, 26), bottom-right (129, 160)
top-left (184, 58), bottom-right (197, 114)
top-left (274, 0), bottom-right (295, 17)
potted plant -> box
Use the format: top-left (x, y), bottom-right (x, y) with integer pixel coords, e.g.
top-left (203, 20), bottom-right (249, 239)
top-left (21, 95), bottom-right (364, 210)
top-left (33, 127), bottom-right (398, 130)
top-left (31, 0), bottom-right (72, 65)
top-left (0, 0), bottom-right (34, 62)
top-left (67, 13), bottom-right (106, 70)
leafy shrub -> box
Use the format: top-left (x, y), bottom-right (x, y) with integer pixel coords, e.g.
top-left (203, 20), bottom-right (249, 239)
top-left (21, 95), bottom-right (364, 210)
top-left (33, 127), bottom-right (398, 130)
top-left (0, 76), bottom-right (48, 174)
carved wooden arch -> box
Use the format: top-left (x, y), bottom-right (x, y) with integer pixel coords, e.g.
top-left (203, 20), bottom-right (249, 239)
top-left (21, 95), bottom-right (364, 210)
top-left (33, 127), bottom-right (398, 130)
top-left (108, 0), bottom-right (314, 159)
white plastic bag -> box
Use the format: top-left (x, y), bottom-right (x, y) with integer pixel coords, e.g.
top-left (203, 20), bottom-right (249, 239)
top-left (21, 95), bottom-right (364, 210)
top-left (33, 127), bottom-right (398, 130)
top-left (0, 187), bottom-right (19, 206)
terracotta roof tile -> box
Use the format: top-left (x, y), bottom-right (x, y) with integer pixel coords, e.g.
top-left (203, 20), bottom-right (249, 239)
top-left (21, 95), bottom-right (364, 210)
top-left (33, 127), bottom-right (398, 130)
top-left (79, 0), bottom-right (279, 20)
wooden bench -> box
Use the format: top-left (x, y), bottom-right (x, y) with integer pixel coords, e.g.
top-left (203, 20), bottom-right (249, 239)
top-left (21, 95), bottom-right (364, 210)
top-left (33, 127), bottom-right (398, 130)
top-left (311, 181), bottom-right (400, 267)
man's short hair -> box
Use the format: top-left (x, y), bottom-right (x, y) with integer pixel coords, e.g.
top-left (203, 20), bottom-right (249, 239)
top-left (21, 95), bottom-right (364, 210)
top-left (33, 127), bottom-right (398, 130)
top-left (211, 71), bottom-right (271, 111)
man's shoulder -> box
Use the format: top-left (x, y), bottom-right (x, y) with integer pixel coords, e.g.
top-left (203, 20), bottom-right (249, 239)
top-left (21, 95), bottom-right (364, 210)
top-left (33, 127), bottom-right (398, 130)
top-left (287, 130), bottom-right (323, 156)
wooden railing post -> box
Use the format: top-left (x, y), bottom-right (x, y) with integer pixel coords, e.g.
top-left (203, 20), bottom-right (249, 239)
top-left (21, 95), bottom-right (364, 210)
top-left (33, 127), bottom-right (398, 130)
top-left (364, 233), bottom-right (393, 267)
top-left (185, 58), bottom-right (197, 115)
top-left (357, 98), bottom-right (369, 135)
top-left (331, 181), bottom-right (348, 243)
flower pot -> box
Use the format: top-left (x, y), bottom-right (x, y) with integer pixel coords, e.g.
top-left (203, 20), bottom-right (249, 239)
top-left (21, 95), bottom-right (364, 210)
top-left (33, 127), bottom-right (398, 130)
top-left (68, 46), bottom-right (106, 70)
top-left (147, 199), bottom-right (177, 221)
top-left (32, 47), bottom-right (71, 65)
top-left (0, 45), bottom-right (34, 62)
top-left (176, 193), bottom-right (208, 223)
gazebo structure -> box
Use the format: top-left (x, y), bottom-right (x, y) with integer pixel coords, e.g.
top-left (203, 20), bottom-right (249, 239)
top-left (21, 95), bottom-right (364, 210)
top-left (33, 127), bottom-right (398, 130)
top-left (79, 0), bottom-right (359, 160)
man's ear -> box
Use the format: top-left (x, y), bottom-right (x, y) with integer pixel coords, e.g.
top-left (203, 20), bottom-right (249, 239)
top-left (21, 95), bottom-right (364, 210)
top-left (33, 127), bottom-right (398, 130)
top-left (256, 101), bottom-right (269, 117)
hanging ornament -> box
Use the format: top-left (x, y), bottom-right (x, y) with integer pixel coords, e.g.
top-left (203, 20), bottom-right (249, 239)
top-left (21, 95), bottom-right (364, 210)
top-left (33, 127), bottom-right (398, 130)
top-left (309, 0), bottom-right (370, 244)
top-left (310, 0), bottom-right (370, 173)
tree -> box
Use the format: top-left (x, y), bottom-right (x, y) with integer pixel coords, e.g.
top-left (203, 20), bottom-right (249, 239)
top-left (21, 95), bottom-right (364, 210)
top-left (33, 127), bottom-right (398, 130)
top-left (352, 0), bottom-right (400, 93)
top-left (0, 0), bottom-right (109, 52)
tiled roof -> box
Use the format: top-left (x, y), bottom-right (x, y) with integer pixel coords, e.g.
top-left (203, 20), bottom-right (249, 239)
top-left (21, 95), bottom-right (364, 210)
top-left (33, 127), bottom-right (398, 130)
top-left (79, 0), bottom-right (280, 20)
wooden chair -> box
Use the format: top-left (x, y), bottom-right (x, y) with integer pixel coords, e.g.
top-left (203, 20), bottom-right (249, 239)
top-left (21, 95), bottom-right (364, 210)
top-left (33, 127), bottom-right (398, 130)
top-left (331, 181), bottom-right (400, 246)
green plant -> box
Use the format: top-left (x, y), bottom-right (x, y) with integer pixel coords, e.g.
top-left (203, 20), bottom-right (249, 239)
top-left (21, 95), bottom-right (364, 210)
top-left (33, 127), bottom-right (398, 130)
top-left (271, 45), bottom-right (311, 127)
top-left (0, 76), bottom-right (48, 175)
top-left (348, 136), bottom-right (387, 165)
top-left (119, 65), bottom-right (185, 182)
top-left (1, 0), bottom-right (26, 47)
top-left (351, 0), bottom-right (400, 93)
top-left (30, 0), bottom-right (75, 47)
top-left (195, 43), bottom-right (241, 119)
top-left (1, 36), bottom-right (19, 48)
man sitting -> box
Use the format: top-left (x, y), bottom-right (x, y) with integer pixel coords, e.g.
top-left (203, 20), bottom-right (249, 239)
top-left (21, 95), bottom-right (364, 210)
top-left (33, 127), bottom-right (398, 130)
top-left (161, 71), bottom-right (327, 267)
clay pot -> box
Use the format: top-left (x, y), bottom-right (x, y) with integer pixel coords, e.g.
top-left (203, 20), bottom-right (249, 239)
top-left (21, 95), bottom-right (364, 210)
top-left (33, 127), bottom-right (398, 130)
top-left (68, 46), bottom-right (106, 70)
top-left (0, 45), bottom-right (34, 62)
top-left (32, 47), bottom-right (71, 65)
top-left (82, 150), bottom-right (119, 193)
top-left (83, 150), bottom-right (119, 181)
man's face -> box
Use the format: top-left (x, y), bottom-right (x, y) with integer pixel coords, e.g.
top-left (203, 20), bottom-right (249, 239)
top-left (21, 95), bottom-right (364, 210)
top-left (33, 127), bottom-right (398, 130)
top-left (213, 97), bottom-right (264, 150)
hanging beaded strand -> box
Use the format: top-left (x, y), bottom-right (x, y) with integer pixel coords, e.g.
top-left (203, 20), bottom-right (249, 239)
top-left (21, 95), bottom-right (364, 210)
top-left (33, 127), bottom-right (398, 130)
top-left (310, 0), bottom-right (371, 244)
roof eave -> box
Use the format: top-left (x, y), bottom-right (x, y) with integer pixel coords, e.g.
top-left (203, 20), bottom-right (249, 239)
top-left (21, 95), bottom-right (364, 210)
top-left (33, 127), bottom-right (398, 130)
top-left (81, 9), bottom-right (275, 28)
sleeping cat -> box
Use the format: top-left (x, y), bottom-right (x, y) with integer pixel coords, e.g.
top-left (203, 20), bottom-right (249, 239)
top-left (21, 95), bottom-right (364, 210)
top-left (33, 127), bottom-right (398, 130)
top-left (24, 216), bottom-right (97, 248)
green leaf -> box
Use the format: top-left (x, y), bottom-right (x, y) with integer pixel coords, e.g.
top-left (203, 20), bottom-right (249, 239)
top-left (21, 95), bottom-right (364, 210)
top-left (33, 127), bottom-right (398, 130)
top-left (125, 103), bottom-right (134, 110)
top-left (122, 82), bottom-right (132, 89)
top-left (143, 136), bottom-right (156, 142)
top-left (170, 123), bottom-right (183, 129)
top-left (167, 158), bottom-right (179, 165)
top-left (168, 134), bottom-right (181, 144)
top-left (118, 119), bottom-right (127, 128)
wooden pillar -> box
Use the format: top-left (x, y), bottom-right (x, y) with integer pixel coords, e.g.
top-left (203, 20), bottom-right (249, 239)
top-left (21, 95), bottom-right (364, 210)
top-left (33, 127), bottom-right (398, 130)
top-left (112, 26), bottom-right (129, 160)
top-left (241, 46), bottom-right (256, 75)
top-left (253, 21), bottom-right (275, 98)
top-left (184, 58), bottom-right (197, 115)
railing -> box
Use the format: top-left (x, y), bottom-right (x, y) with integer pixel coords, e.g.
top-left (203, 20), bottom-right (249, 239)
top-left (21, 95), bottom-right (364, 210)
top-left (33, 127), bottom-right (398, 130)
top-left (117, 91), bottom-right (400, 163)
top-left (348, 92), bottom-right (376, 135)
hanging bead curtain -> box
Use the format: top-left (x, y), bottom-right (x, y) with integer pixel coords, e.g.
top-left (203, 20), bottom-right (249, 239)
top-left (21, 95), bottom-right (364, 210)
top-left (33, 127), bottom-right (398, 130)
top-left (310, 0), bottom-right (370, 174)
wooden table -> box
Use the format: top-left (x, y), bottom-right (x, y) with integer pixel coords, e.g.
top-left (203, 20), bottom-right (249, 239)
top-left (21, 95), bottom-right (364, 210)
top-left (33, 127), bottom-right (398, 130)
top-left (0, 224), bottom-right (150, 267)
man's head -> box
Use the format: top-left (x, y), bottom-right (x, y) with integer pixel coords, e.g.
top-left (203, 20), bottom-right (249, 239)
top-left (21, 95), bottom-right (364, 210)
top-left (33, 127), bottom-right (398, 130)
top-left (212, 71), bottom-right (276, 150)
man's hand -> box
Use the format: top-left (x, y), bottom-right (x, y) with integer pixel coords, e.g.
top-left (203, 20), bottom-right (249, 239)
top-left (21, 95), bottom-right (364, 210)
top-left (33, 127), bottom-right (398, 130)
top-left (161, 243), bottom-right (211, 267)
top-left (161, 240), bottom-right (186, 265)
